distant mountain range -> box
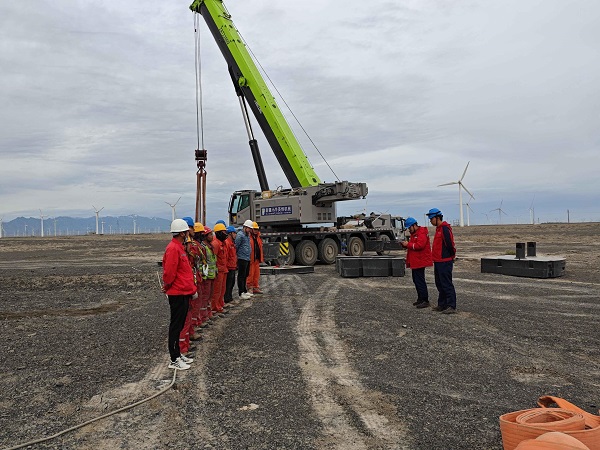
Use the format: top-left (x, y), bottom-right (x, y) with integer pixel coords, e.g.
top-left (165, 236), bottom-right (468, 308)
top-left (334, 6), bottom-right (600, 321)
top-left (0, 215), bottom-right (171, 237)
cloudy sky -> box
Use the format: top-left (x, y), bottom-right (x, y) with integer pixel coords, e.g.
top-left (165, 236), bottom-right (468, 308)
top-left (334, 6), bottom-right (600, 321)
top-left (1, 0), bottom-right (599, 226)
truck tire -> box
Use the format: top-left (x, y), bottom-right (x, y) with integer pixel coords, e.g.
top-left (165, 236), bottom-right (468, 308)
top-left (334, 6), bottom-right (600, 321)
top-left (376, 235), bottom-right (391, 255)
top-left (347, 236), bottom-right (364, 256)
top-left (318, 238), bottom-right (338, 265)
top-left (295, 240), bottom-right (318, 266)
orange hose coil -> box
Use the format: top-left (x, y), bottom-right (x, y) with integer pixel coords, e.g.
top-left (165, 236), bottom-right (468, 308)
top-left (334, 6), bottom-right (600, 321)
top-left (514, 431), bottom-right (591, 450)
top-left (499, 396), bottom-right (600, 450)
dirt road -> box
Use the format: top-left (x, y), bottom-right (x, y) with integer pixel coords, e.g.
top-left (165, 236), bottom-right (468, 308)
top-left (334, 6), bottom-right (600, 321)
top-left (0, 223), bottom-right (598, 449)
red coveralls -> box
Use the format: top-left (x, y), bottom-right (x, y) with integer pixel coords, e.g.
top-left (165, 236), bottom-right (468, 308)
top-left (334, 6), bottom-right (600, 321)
top-left (210, 238), bottom-right (228, 313)
top-left (224, 237), bottom-right (238, 302)
top-left (247, 232), bottom-right (263, 292)
top-left (178, 238), bottom-right (203, 354)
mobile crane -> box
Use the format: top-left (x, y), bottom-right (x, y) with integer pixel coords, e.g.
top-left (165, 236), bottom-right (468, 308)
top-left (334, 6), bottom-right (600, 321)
top-left (190, 0), bottom-right (405, 265)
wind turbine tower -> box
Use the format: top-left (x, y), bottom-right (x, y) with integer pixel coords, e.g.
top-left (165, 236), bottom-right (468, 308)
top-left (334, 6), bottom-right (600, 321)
top-left (438, 161), bottom-right (474, 227)
top-left (39, 209), bottom-right (46, 237)
top-left (529, 196), bottom-right (535, 225)
top-left (165, 197), bottom-right (181, 222)
top-left (92, 205), bottom-right (104, 235)
top-left (465, 202), bottom-right (474, 226)
top-left (490, 200), bottom-right (508, 224)
top-left (0, 217), bottom-right (3, 238)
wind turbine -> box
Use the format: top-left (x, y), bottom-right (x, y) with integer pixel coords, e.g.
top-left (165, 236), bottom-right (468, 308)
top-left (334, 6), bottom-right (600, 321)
top-left (438, 161), bottom-right (474, 227)
top-left (165, 197), bottom-right (181, 222)
top-left (490, 200), bottom-right (508, 224)
top-left (465, 202), bottom-right (474, 226)
top-left (92, 205), bottom-right (104, 235)
top-left (529, 196), bottom-right (535, 225)
top-left (39, 209), bottom-right (46, 237)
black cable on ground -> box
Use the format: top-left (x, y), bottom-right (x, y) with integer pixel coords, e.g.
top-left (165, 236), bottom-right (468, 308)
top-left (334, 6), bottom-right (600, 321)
top-left (4, 370), bottom-right (178, 450)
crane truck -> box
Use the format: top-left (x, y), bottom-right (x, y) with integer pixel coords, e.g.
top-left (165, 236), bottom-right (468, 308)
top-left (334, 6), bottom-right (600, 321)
top-left (190, 0), bottom-right (405, 265)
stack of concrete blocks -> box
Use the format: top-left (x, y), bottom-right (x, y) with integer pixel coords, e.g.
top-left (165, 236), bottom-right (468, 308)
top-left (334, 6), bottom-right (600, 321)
top-left (480, 242), bottom-right (565, 278)
top-left (336, 256), bottom-right (406, 278)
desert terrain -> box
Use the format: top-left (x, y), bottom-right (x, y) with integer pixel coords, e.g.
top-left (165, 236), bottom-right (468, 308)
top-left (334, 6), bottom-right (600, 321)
top-left (0, 223), bottom-right (598, 449)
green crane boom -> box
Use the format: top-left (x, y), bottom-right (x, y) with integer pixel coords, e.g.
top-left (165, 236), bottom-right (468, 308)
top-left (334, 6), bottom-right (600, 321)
top-left (190, 0), bottom-right (321, 189)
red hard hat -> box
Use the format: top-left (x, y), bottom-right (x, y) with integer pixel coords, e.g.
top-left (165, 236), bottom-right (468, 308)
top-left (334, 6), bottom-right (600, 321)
top-left (203, 226), bottom-right (212, 234)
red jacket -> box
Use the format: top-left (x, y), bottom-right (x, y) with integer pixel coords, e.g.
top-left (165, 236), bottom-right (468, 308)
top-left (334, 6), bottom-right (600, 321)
top-left (225, 237), bottom-right (238, 271)
top-left (211, 238), bottom-right (229, 273)
top-left (405, 226), bottom-right (433, 269)
top-left (431, 221), bottom-right (456, 263)
top-left (162, 238), bottom-right (196, 296)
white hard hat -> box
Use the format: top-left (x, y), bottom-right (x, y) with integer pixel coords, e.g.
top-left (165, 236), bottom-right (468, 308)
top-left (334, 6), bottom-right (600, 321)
top-left (243, 219), bottom-right (254, 228)
top-left (170, 219), bottom-right (189, 233)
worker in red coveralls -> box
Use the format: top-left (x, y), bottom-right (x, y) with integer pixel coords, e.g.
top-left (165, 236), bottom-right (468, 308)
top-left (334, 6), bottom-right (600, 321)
top-left (401, 217), bottom-right (433, 309)
top-left (189, 222), bottom-right (206, 331)
top-left (223, 226), bottom-right (238, 304)
top-left (247, 221), bottom-right (264, 294)
top-left (211, 222), bottom-right (229, 315)
top-left (426, 208), bottom-right (457, 314)
top-left (162, 219), bottom-right (196, 370)
top-left (199, 227), bottom-right (216, 324)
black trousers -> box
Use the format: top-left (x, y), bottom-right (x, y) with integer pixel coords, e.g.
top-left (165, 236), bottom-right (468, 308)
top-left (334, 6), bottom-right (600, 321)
top-left (168, 295), bottom-right (189, 362)
top-left (411, 267), bottom-right (429, 302)
top-left (237, 259), bottom-right (250, 296)
top-left (434, 261), bottom-right (456, 309)
top-left (224, 269), bottom-right (237, 302)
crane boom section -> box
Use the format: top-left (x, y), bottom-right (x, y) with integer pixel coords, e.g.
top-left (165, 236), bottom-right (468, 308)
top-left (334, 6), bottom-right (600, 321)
top-left (190, 0), bottom-right (321, 188)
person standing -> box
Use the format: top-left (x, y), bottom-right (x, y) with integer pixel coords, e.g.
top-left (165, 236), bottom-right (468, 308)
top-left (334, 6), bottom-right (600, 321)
top-left (211, 222), bottom-right (229, 315)
top-left (200, 227), bottom-right (217, 322)
top-left (235, 220), bottom-right (254, 299)
top-left (247, 221), bottom-right (264, 294)
top-left (162, 219), bottom-right (196, 370)
top-left (401, 217), bottom-right (433, 308)
top-left (224, 226), bottom-right (238, 304)
top-left (426, 208), bottom-right (457, 314)
top-left (177, 217), bottom-right (202, 355)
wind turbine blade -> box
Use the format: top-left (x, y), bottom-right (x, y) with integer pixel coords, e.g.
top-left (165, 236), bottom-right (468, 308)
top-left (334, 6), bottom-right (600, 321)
top-left (174, 196), bottom-right (182, 206)
top-left (460, 182), bottom-right (475, 200)
top-left (438, 181), bottom-right (458, 187)
top-left (460, 161), bottom-right (470, 181)
top-left (529, 195), bottom-right (535, 209)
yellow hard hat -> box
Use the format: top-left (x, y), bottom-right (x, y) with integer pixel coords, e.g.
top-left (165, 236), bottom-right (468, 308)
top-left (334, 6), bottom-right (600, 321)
top-left (194, 222), bottom-right (204, 232)
top-left (214, 223), bottom-right (227, 232)
top-left (252, 221), bottom-right (259, 229)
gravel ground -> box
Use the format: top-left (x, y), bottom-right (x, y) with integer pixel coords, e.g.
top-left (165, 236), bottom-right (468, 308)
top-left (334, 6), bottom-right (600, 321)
top-left (0, 223), bottom-right (598, 449)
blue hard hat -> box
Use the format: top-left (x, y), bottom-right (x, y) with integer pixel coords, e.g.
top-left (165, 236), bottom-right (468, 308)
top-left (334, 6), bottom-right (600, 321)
top-left (405, 217), bottom-right (417, 228)
top-left (226, 225), bottom-right (236, 233)
top-left (215, 219), bottom-right (226, 225)
top-left (181, 216), bottom-right (195, 227)
top-left (426, 208), bottom-right (442, 218)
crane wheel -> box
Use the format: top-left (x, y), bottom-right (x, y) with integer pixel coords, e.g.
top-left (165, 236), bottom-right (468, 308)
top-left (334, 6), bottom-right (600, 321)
top-left (295, 240), bottom-right (318, 266)
top-left (318, 238), bottom-right (338, 265)
top-left (347, 236), bottom-right (365, 257)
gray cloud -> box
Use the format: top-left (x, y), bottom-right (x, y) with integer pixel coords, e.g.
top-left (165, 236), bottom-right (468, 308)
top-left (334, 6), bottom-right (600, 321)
top-left (1, 0), bottom-right (599, 225)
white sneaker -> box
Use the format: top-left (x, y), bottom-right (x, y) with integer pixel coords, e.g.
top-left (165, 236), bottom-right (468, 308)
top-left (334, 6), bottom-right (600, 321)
top-left (168, 358), bottom-right (190, 370)
top-left (179, 354), bottom-right (194, 364)
top-left (245, 291), bottom-right (254, 297)
top-left (240, 292), bottom-right (252, 300)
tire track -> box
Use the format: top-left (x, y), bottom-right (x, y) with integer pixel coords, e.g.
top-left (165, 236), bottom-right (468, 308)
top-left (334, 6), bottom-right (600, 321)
top-left (295, 277), bottom-right (410, 449)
